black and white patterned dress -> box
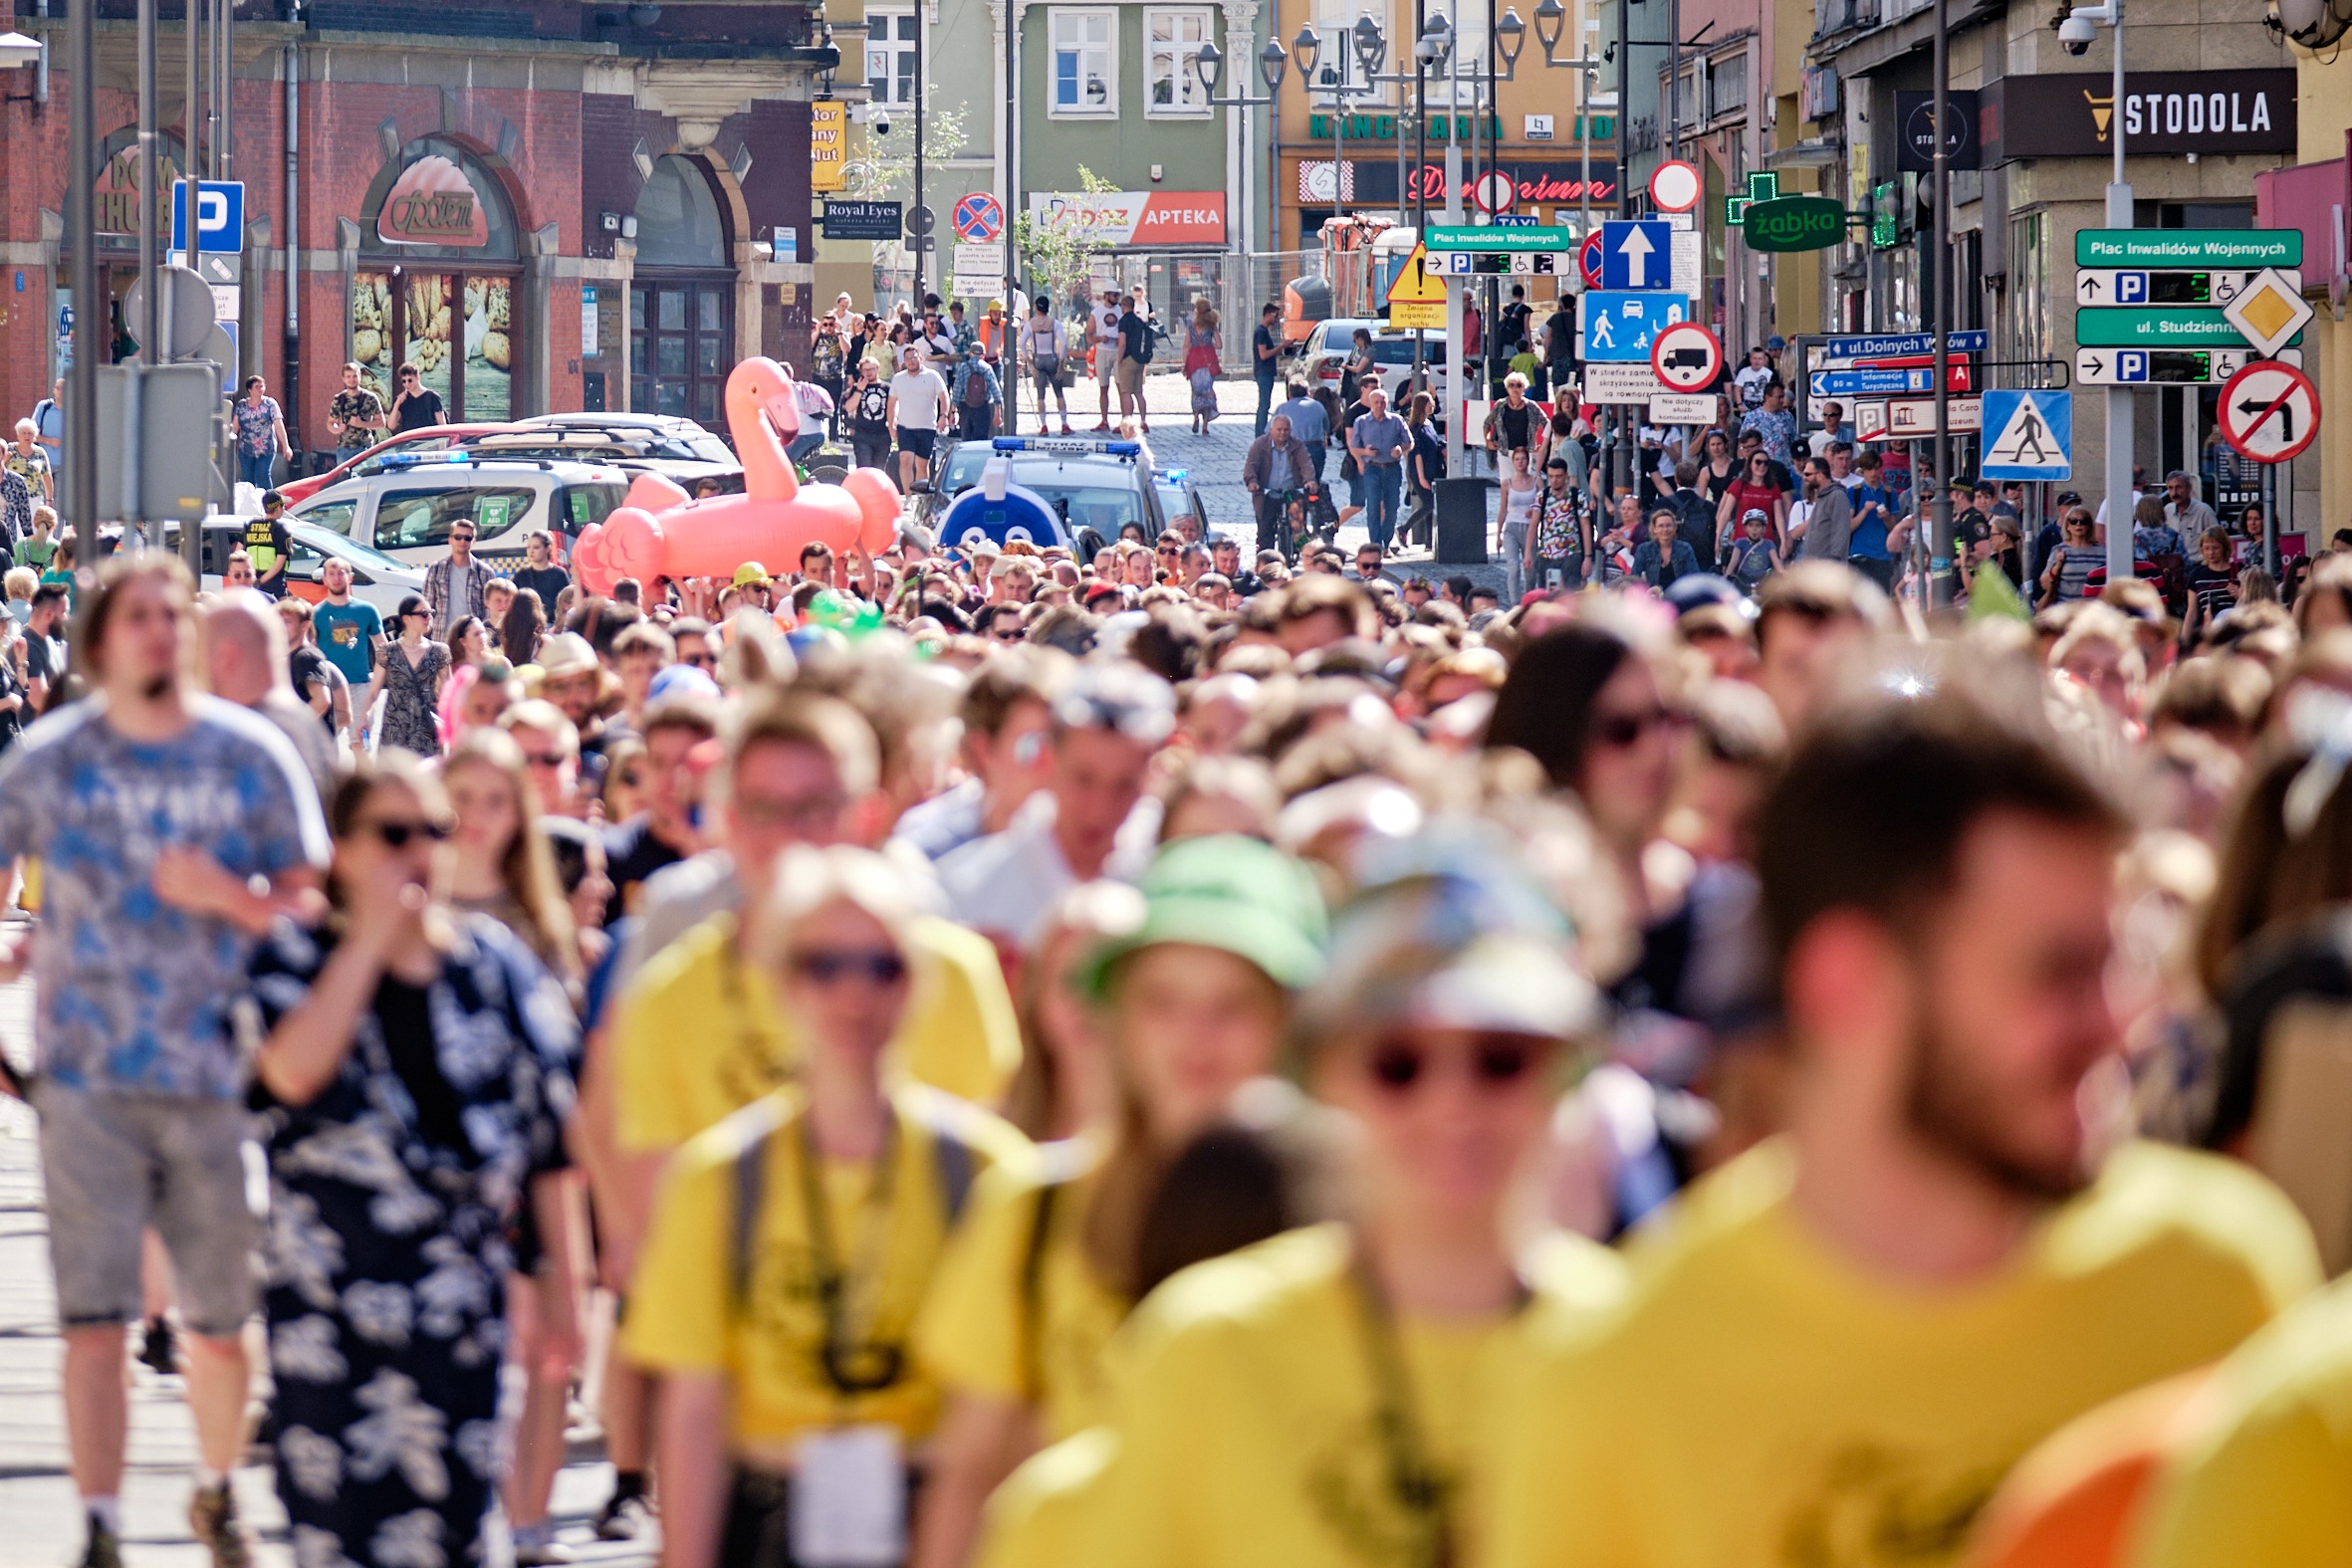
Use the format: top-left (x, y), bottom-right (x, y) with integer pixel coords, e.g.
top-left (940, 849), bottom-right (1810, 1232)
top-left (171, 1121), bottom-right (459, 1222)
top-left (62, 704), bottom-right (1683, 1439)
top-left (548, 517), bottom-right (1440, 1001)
top-left (245, 915), bottom-right (578, 1568)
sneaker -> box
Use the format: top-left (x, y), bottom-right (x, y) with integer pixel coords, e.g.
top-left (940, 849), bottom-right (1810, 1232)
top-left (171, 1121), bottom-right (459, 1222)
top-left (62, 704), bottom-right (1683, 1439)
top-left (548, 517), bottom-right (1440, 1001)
top-left (188, 1482), bottom-right (253, 1568)
top-left (592, 1491), bottom-right (654, 1542)
top-left (78, 1517), bottom-right (121, 1568)
top-left (512, 1523), bottom-right (572, 1565)
top-left (138, 1316), bottom-right (176, 1377)
top-left (1060, 422), bottom-right (1075, 435)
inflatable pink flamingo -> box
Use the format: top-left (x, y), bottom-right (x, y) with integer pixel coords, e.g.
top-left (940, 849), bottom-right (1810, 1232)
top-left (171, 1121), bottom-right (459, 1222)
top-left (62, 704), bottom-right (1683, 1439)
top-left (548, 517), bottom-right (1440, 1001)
top-left (571, 357), bottom-right (901, 594)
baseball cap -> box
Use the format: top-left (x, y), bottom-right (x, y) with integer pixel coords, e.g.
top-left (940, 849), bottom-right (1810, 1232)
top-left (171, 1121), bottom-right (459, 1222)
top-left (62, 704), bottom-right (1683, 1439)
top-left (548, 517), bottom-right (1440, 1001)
top-left (1075, 834), bottom-right (1329, 999)
top-left (647, 663), bottom-right (721, 704)
top-left (535, 632), bottom-right (599, 681)
top-left (732, 560), bottom-right (770, 587)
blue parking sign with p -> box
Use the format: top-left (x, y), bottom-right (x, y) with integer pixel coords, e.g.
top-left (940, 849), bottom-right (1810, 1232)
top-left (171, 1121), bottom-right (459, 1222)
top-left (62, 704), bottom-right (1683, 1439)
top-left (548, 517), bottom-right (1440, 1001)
top-left (2116, 350), bottom-right (2148, 383)
top-left (170, 180), bottom-right (244, 254)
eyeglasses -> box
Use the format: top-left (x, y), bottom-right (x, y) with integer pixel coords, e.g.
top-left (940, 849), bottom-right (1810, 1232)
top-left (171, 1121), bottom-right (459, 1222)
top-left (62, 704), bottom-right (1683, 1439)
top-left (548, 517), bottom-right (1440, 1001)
top-left (1591, 704), bottom-right (1682, 749)
top-left (401, 372), bottom-right (419, 382)
top-left (1365, 1034), bottom-right (1542, 1094)
top-left (359, 817), bottom-right (452, 849)
top-left (791, 948), bottom-right (909, 988)
top-left (402, 609), bottom-right (429, 621)
top-left (1156, 546), bottom-right (1180, 558)
top-left (451, 532), bottom-right (476, 544)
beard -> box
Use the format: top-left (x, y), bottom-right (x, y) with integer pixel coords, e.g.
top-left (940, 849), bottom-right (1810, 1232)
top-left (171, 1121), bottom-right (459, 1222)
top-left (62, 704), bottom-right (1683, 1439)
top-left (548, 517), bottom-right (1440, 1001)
top-left (1904, 1005), bottom-right (2096, 1204)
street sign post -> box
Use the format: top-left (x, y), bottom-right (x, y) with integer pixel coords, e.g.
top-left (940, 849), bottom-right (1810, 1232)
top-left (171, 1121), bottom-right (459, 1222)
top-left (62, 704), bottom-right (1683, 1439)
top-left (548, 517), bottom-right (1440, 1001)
top-left (1577, 231), bottom-right (1603, 289)
top-left (1578, 291), bottom-right (1690, 361)
top-left (1809, 365), bottom-right (1970, 397)
top-left (2073, 269), bottom-right (2302, 308)
top-left (1648, 392), bottom-right (1716, 423)
top-left (1854, 398), bottom-right (1985, 442)
top-left (1817, 330), bottom-right (1987, 358)
top-left (1650, 321), bottom-right (1723, 393)
top-left (2075, 309), bottom-right (2304, 348)
top-left (1598, 220), bottom-right (1674, 290)
top-left (1473, 171), bottom-right (1518, 213)
top-left (2076, 229), bottom-right (2301, 269)
top-left (1427, 224), bottom-right (1576, 251)
top-left (1980, 390), bottom-right (2073, 481)
top-left (2218, 360), bottom-right (2321, 463)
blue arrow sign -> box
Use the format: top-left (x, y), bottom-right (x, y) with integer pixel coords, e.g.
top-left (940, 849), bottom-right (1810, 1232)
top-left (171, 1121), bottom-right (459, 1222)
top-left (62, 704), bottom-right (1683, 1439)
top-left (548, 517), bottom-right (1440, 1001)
top-left (1810, 367), bottom-right (1940, 397)
top-left (1817, 329), bottom-right (1987, 358)
top-left (1580, 290), bottom-right (1689, 361)
top-left (1599, 220), bottom-right (1674, 290)
top-left (170, 180), bottom-right (244, 254)
top-left (1980, 389), bottom-right (2072, 481)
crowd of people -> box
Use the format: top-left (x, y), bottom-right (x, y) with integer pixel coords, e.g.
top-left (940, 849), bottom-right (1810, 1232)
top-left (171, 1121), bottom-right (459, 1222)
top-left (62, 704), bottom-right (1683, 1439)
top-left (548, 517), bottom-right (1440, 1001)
top-left (8, 332), bottom-right (2352, 1568)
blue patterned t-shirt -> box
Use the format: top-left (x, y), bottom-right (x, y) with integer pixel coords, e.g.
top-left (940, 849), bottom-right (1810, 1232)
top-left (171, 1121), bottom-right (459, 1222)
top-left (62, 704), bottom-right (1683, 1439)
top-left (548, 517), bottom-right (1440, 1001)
top-left (0, 697), bottom-right (330, 1098)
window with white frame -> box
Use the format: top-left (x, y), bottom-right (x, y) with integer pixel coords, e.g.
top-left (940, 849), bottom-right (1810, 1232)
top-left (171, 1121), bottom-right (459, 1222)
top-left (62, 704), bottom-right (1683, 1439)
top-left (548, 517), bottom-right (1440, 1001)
top-left (864, 9), bottom-right (921, 107)
top-left (1051, 8), bottom-right (1119, 116)
top-left (1306, 0), bottom-right (1394, 104)
top-left (1146, 8), bottom-right (1214, 114)
top-left (1709, 53), bottom-right (1748, 117)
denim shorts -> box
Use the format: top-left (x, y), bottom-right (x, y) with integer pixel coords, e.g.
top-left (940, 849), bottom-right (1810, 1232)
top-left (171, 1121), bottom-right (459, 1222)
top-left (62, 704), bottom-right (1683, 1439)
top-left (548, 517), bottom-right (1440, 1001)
top-left (31, 1080), bottom-right (262, 1337)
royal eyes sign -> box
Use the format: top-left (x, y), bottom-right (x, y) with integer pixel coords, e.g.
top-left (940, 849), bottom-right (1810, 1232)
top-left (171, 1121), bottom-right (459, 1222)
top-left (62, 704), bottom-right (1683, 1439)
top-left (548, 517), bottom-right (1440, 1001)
top-left (376, 155), bottom-right (490, 247)
top-left (1989, 70), bottom-right (2296, 160)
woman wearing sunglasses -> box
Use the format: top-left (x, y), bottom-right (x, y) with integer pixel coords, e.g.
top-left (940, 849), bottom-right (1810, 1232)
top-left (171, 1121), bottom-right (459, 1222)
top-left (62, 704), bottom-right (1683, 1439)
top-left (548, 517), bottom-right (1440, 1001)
top-left (983, 854), bottom-right (1620, 1568)
top-left (243, 755), bottom-right (579, 1568)
top-left (623, 845), bottom-right (1030, 1568)
top-left (910, 837), bottom-right (1328, 1568)
top-left (379, 592), bottom-right (451, 758)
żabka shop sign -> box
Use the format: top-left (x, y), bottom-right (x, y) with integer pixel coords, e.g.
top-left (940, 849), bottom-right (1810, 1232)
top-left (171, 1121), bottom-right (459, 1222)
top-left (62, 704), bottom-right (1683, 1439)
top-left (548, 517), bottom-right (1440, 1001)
top-left (1026, 192), bottom-right (1226, 247)
top-left (377, 154), bottom-right (490, 247)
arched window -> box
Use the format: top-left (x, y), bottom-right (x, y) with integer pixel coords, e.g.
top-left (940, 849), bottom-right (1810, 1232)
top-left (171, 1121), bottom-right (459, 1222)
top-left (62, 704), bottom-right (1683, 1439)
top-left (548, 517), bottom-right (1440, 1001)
top-left (632, 155), bottom-right (730, 269)
top-left (358, 137), bottom-right (521, 261)
top-left (352, 138), bottom-right (524, 421)
top-left (629, 156), bottom-right (736, 428)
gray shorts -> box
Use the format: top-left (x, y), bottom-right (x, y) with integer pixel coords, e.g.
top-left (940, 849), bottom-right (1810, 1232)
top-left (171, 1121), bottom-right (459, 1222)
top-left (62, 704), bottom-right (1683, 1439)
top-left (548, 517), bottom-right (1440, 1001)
top-left (31, 1081), bottom-right (262, 1337)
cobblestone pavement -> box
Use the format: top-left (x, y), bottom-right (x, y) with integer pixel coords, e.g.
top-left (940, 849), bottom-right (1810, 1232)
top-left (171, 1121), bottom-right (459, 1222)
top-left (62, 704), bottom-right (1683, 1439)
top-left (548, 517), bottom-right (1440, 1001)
top-left (0, 952), bottom-right (654, 1568)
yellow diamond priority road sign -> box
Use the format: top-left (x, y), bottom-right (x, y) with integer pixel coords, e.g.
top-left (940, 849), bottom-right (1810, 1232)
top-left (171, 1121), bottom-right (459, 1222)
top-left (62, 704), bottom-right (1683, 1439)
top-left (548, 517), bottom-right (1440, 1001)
top-left (2221, 268), bottom-right (2314, 358)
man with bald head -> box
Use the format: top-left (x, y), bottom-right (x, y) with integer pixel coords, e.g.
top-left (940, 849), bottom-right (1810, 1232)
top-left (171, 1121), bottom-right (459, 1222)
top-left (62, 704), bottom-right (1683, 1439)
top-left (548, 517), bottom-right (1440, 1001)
top-left (200, 590), bottom-right (337, 795)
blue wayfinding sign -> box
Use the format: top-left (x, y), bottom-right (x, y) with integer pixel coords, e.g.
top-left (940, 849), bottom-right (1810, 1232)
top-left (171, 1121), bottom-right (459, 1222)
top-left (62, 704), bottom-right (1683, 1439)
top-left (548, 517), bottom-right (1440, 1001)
top-left (170, 180), bottom-right (245, 254)
top-left (1580, 291), bottom-right (1689, 361)
top-left (1817, 329), bottom-right (1987, 358)
top-left (1980, 389), bottom-right (2072, 482)
top-left (1811, 367), bottom-right (1942, 397)
top-left (1599, 220), bottom-right (1674, 291)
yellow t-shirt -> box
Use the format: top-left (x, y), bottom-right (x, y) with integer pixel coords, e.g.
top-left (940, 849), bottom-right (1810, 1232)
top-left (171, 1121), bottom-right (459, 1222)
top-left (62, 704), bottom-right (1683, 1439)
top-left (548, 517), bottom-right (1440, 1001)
top-left (914, 1138), bottom-right (1130, 1444)
top-left (610, 911), bottom-right (1022, 1153)
top-left (2131, 1273), bottom-right (2352, 1567)
top-left (980, 1222), bottom-right (1629, 1568)
top-left (1482, 1139), bottom-right (2321, 1568)
top-left (620, 1084), bottom-right (1033, 1452)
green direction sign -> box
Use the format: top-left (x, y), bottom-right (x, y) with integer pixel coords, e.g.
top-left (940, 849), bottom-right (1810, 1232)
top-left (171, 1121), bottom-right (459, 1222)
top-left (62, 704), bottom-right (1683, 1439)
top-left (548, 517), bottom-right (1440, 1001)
top-left (1744, 196), bottom-right (1844, 253)
top-left (2075, 229), bottom-right (2302, 269)
top-left (2074, 308), bottom-right (2302, 348)
top-left (1425, 225), bottom-right (1576, 252)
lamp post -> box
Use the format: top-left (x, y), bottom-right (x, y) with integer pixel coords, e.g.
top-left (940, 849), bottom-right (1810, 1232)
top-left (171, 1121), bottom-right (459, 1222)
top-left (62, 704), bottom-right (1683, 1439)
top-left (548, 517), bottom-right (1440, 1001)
top-left (2065, 0), bottom-right (2130, 586)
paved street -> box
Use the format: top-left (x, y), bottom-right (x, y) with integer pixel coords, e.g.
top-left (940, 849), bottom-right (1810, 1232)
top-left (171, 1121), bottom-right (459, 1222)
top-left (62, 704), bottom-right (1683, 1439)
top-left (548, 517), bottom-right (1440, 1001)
top-left (0, 957), bottom-right (652, 1568)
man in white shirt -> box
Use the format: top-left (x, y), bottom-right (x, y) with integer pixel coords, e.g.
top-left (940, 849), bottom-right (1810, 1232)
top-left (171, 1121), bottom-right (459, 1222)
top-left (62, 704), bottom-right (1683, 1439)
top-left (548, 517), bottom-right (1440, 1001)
top-left (937, 663), bottom-right (1170, 948)
top-left (1091, 290), bottom-right (1124, 432)
top-left (1807, 401), bottom-right (1850, 459)
top-left (885, 344), bottom-right (950, 493)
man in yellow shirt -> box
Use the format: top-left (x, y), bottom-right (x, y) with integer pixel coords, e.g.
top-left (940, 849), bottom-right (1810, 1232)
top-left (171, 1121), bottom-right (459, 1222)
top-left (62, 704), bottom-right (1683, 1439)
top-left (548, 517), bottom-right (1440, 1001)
top-left (1485, 690), bottom-right (2321, 1568)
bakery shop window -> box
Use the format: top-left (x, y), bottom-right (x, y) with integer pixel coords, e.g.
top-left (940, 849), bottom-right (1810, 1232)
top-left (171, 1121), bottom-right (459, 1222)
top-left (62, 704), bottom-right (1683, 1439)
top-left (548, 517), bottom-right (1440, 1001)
top-left (353, 138), bottom-right (522, 422)
top-left (629, 155), bottom-right (736, 430)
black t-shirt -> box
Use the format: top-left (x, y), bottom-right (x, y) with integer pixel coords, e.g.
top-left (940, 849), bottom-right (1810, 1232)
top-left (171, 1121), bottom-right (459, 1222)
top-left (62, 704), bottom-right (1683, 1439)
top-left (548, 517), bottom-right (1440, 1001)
top-left (602, 812), bottom-right (686, 926)
top-left (541, 814), bottom-right (596, 897)
top-left (1253, 323), bottom-right (1279, 379)
top-left (1119, 311), bottom-right (1150, 364)
top-left (392, 387), bottom-right (445, 433)
top-left (1501, 303), bottom-right (1532, 352)
top-left (512, 562), bottom-right (570, 609)
top-left (288, 644), bottom-right (334, 729)
top-left (1495, 400), bottom-right (1535, 451)
top-left (374, 974), bottom-right (473, 1155)
top-left (24, 628), bottom-right (63, 691)
top-left (851, 382), bottom-right (892, 435)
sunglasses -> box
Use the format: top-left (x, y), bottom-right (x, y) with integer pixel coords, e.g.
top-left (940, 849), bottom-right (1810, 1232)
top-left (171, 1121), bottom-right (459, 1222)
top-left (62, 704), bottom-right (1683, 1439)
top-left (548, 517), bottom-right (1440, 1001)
top-left (402, 609), bottom-right (429, 620)
top-left (401, 373), bottom-right (419, 382)
top-left (1365, 1035), bottom-right (1542, 1093)
top-left (1592, 704), bottom-right (1681, 749)
top-left (361, 817), bottom-right (452, 849)
top-left (792, 949), bottom-right (910, 988)
top-left (451, 533), bottom-right (476, 543)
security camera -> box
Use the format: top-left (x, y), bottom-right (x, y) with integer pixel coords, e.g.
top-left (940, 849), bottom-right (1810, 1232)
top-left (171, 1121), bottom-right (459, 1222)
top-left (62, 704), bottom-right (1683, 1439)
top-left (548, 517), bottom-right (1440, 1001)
top-left (2057, 12), bottom-right (2095, 53)
top-left (872, 107), bottom-right (893, 135)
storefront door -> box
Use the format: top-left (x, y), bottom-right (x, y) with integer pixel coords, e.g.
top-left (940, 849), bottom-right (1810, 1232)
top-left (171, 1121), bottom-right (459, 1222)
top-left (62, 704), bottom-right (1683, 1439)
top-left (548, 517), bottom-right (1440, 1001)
top-left (352, 269), bottom-right (518, 422)
top-left (630, 278), bottom-right (733, 428)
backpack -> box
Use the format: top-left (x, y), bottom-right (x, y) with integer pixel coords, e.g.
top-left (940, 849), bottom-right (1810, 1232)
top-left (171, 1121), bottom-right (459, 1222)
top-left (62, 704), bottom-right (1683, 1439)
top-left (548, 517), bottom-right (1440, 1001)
top-left (964, 368), bottom-right (991, 408)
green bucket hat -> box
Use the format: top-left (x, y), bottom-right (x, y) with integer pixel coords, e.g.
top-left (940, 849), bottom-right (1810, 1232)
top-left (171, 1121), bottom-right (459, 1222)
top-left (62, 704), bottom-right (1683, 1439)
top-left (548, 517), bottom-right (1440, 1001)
top-left (1075, 834), bottom-right (1328, 999)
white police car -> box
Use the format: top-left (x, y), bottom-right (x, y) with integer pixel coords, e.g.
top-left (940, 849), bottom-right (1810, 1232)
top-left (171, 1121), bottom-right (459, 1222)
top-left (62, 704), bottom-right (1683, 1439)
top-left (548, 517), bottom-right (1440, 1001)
top-left (927, 435), bottom-right (1171, 544)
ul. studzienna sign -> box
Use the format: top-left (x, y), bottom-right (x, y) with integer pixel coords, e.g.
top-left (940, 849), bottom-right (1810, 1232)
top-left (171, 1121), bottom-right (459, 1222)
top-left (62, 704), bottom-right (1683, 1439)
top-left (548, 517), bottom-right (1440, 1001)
top-left (1990, 71), bottom-right (2295, 159)
top-left (377, 155), bottom-right (490, 247)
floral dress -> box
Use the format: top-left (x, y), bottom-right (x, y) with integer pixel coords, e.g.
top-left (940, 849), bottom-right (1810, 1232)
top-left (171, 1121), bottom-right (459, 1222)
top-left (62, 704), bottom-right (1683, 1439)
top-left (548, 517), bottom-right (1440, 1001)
top-left (246, 916), bottom-right (578, 1568)
top-left (379, 640), bottom-right (449, 758)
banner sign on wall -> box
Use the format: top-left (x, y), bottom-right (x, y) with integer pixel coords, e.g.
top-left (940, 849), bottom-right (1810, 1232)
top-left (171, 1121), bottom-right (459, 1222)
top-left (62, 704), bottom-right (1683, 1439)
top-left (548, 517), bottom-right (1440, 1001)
top-left (1989, 71), bottom-right (2296, 160)
top-left (377, 155), bottom-right (489, 247)
top-left (1026, 192), bottom-right (1227, 247)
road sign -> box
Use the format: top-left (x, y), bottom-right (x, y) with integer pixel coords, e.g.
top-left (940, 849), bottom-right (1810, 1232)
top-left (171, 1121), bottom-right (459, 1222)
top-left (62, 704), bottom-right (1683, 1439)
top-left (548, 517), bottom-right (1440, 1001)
top-left (1817, 330), bottom-right (1987, 358)
top-left (1580, 362), bottom-right (1670, 402)
top-left (1491, 214), bottom-right (1538, 228)
top-left (1884, 397), bottom-right (1983, 438)
top-left (1649, 160), bottom-right (1702, 214)
top-left (2076, 229), bottom-right (2301, 270)
top-left (122, 265), bottom-right (216, 358)
top-left (1473, 171), bottom-right (1518, 213)
top-left (1427, 224), bottom-right (1574, 251)
top-left (951, 192), bottom-right (1004, 242)
top-left (1579, 290), bottom-right (1689, 361)
top-left (1744, 196), bottom-right (1846, 253)
top-left (1980, 390), bottom-right (2073, 481)
top-left (1386, 243), bottom-right (1449, 330)
top-left (1599, 220), bottom-right (1674, 290)
top-left (1809, 366), bottom-right (1967, 397)
top-left (2071, 346), bottom-right (2298, 385)
top-left (1671, 231), bottom-right (1702, 297)
top-left (1649, 392), bottom-right (1716, 423)
top-left (905, 203), bottom-right (937, 237)
top-left (954, 239), bottom-right (1005, 272)
top-left (1578, 231), bottom-right (1603, 289)
top-left (1650, 321), bottom-right (1723, 392)
top-left (2218, 360), bottom-right (2320, 463)
top-left (2073, 269), bottom-right (2300, 308)
top-left (2221, 269), bottom-right (2315, 357)
top-left (169, 180), bottom-right (243, 254)
top-left (822, 200), bottom-right (902, 240)
top-left (2075, 309), bottom-right (2302, 348)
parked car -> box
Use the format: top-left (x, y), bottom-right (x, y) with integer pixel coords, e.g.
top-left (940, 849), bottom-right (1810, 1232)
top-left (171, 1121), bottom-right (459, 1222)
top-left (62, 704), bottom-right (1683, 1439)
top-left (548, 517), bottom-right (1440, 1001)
top-left (189, 517), bottom-right (426, 612)
top-left (458, 428), bottom-right (744, 493)
top-left (516, 412), bottom-right (739, 465)
top-left (275, 423), bottom-right (518, 506)
top-left (1299, 318), bottom-right (1451, 411)
top-left (1151, 466), bottom-right (1213, 540)
top-left (286, 454), bottom-right (630, 570)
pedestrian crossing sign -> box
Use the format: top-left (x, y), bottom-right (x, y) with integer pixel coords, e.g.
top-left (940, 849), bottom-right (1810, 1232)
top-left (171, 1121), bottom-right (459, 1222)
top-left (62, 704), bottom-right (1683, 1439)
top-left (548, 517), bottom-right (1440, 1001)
top-left (1980, 389), bottom-right (2072, 481)
top-left (1386, 244), bottom-right (1448, 330)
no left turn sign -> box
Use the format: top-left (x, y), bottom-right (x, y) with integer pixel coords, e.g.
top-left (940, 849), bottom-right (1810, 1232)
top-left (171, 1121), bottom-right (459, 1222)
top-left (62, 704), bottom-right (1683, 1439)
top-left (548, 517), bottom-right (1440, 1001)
top-left (2218, 360), bottom-right (2320, 463)
top-left (1650, 321), bottom-right (1724, 393)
